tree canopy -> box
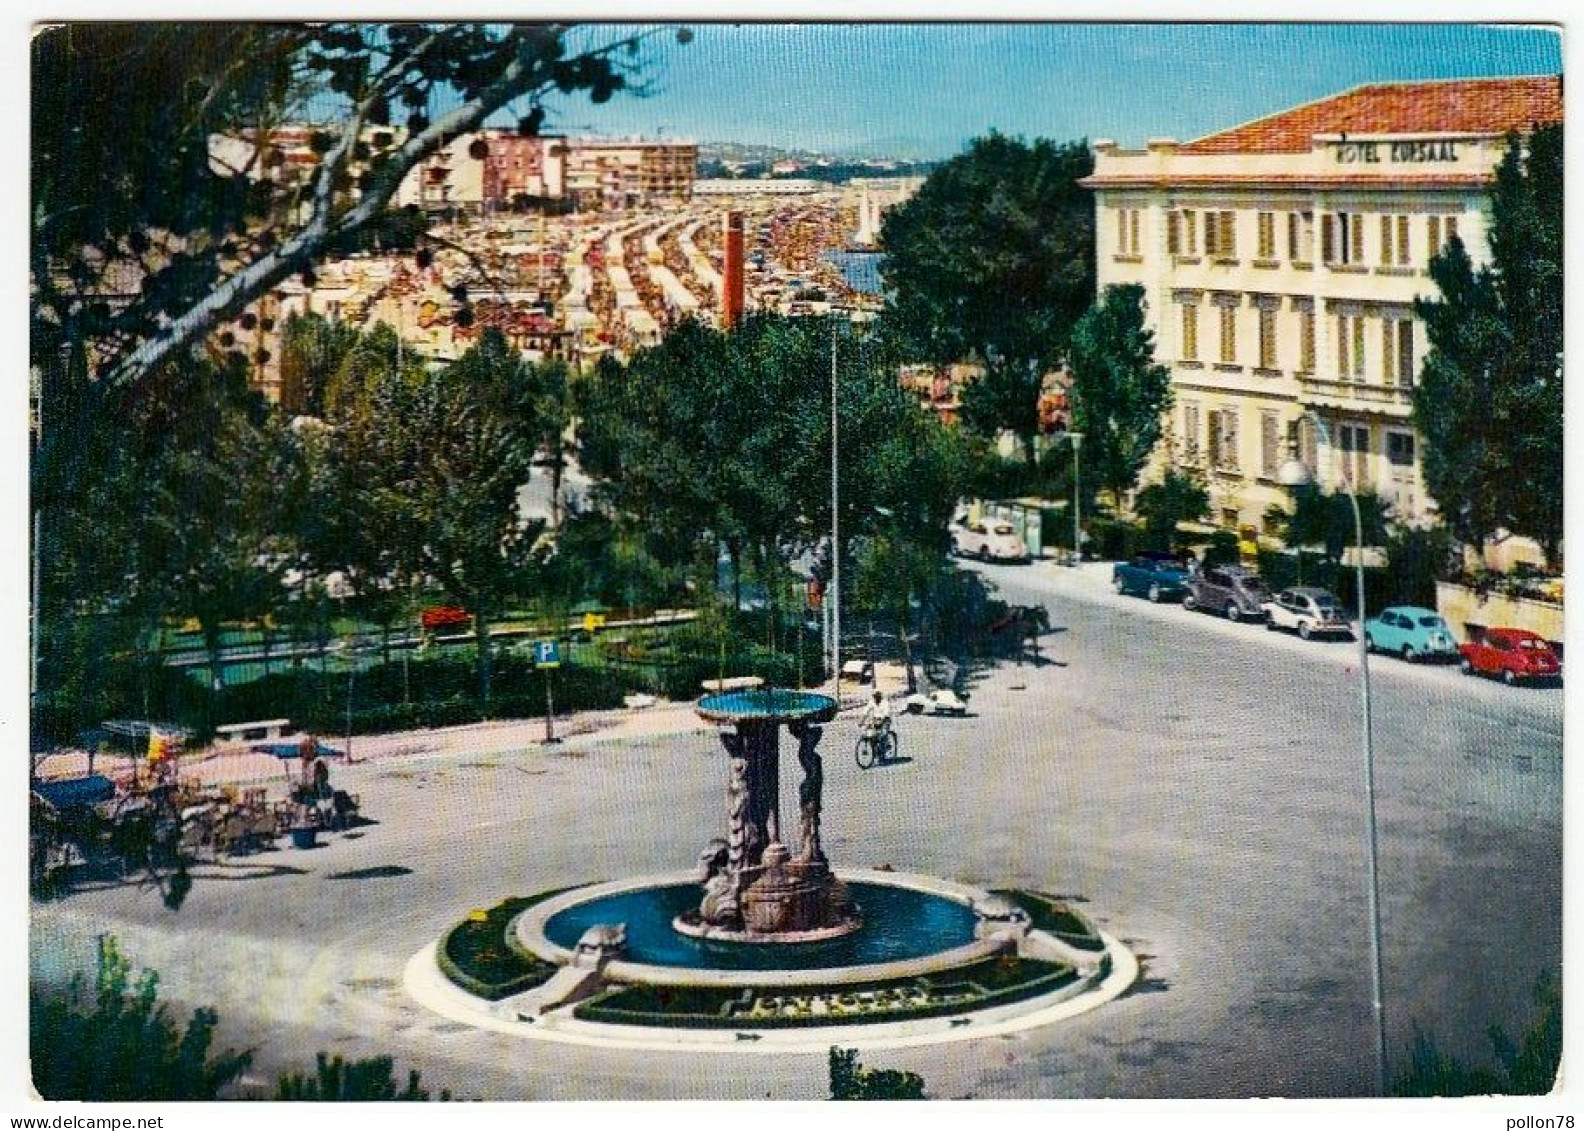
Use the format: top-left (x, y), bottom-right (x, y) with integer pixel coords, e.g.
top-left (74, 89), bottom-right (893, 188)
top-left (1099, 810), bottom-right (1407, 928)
top-left (326, 326), bottom-right (541, 710)
top-left (1412, 125), bottom-right (1563, 565)
top-left (1067, 283), bottom-right (1173, 509)
top-left (878, 132), bottom-right (1095, 457)
top-left (578, 314), bottom-right (967, 608)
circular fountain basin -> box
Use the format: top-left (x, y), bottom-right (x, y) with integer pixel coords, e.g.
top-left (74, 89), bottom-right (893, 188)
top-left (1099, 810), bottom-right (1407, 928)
top-left (695, 689), bottom-right (838, 725)
top-left (514, 869), bottom-right (1009, 989)
top-left (548, 881), bottom-right (971, 969)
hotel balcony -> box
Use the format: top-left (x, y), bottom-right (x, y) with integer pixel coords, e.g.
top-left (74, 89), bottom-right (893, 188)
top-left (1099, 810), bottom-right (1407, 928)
top-left (1296, 372), bottom-right (1414, 418)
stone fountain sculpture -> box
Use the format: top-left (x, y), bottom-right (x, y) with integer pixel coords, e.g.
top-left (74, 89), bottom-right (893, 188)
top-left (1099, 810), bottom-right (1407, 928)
top-left (676, 690), bottom-right (859, 942)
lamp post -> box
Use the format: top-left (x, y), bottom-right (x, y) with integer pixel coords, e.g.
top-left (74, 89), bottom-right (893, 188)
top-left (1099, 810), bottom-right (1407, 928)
top-left (1278, 411), bottom-right (1386, 1096)
top-left (829, 314), bottom-right (841, 686)
top-left (1051, 431), bottom-right (1085, 565)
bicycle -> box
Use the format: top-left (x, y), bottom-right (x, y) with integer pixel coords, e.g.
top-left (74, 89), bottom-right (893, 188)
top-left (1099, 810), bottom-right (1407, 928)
top-left (854, 725), bottom-right (899, 769)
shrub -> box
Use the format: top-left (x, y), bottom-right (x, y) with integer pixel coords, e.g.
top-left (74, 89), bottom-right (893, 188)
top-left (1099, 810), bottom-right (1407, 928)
top-left (829, 1048), bottom-right (927, 1100)
top-left (1086, 516), bottom-right (1145, 561)
top-left (30, 935), bottom-right (253, 1101)
top-left (278, 1053), bottom-right (450, 1101)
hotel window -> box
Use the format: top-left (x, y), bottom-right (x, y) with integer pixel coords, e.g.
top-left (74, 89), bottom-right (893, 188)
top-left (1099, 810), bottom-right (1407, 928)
top-left (1337, 313), bottom-right (1367, 380)
top-left (1337, 423), bottom-right (1371, 488)
top-left (1297, 416), bottom-right (1318, 477)
top-left (1324, 212), bottom-right (1366, 265)
top-left (1207, 210), bottom-right (1238, 260)
top-left (1208, 408), bottom-right (1240, 472)
top-left (1289, 211), bottom-right (1314, 263)
top-left (1386, 431), bottom-right (1416, 469)
top-left (1257, 212), bottom-right (1276, 260)
top-left (1384, 318), bottom-right (1416, 386)
top-left (1257, 305), bottom-right (1277, 369)
top-left (1180, 301), bottom-right (1199, 362)
top-left (1427, 214), bottom-right (1460, 258)
top-left (1116, 208), bottom-right (1143, 256)
top-left (1380, 214), bottom-right (1411, 267)
top-left (1167, 211), bottom-right (1180, 255)
top-left (1181, 402), bottom-right (1202, 465)
top-left (1297, 305), bottom-right (1316, 373)
top-left (1218, 302), bottom-right (1238, 364)
top-left (1260, 410), bottom-right (1281, 479)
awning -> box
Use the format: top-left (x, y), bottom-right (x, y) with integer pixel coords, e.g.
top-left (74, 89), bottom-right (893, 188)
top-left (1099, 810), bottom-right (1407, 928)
top-left (33, 775), bottom-right (116, 811)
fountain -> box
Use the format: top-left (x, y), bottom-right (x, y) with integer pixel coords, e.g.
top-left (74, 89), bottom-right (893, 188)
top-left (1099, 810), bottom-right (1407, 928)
top-left (410, 682), bottom-right (1137, 1048)
top-left (677, 688), bottom-right (858, 942)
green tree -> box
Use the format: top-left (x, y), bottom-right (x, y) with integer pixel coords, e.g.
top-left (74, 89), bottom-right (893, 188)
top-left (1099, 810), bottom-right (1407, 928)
top-left (280, 312), bottom-right (361, 417)
top-left (1068, 284), bottom-right (1174, 511)
top-left (579, 315), bottom-right (966, 626)
top-left (33, 353), bottom-right (299, 733)
top-left (828, 1047), bottom-right (927, 1100)
top-left (1266, 485), bottom-right (1390, 562)
top-left (879, 132), bottom-right (1094, 460)
top-left (1412, 125), bottom-right (1563, 566)
top-left (31, 23), bottom-right (679, 727)
top-left (1135, 470), bottom-right (1210, 551)
top-left (330, 327), bottom-right (539, 713)
top-left (31, 935), bottom-right (253, 1100)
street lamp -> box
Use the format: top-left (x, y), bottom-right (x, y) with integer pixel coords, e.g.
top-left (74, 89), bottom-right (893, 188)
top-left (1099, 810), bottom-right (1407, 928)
top-left (1278, 411), bottom-right (1387, 1097)
top-left (1051, 431), bottom-right (1085, 566)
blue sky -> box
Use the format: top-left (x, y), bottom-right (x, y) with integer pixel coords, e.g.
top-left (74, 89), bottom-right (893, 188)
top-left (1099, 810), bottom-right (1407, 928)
top-left (527, 23), bottom-right (1562, 159)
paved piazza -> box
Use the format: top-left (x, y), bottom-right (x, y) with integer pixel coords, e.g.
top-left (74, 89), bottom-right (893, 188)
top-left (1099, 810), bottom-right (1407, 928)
top-left (29, 562), bottom-right (1563, 1100)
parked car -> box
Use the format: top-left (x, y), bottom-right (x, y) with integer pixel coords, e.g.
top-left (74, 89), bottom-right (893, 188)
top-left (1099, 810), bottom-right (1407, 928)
top-left (1112, 551), bottom-right (1192, 603)
top-left (1263, 587), bottom-right (1353, 640)
top-left (1363, 606), bottom-right (1458, 663)
top-left (1184, 564), bottom-right (1272, 622)
top-left (1458, 627), bottom-right (1562, 685)
top-left (952, 520), bottom-right (1028, 563)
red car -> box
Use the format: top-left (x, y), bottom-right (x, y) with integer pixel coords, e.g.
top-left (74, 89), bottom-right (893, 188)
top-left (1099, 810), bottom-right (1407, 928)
top-left (1458, 627), bottom-right (1562, 685)
top-left (420, 606), bottom-right (471, 632)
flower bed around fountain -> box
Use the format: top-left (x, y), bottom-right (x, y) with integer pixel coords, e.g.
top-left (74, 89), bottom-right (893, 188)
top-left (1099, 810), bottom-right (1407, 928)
top-left (436, 879), bottom-right (1118, 1027)
top-left (437, 889), bottom-right (572, 1000)
top-left (571, 954), bottom-right (1086, 1029)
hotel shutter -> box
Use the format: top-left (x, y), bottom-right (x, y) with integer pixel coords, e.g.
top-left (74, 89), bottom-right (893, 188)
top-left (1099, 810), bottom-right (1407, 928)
top-left (1322, 214), bottom-right (1335, 263)
top-left (1167, 211), bottom-right (1180, 255)
top-left (1398, 321), bottom-right (1415, 386)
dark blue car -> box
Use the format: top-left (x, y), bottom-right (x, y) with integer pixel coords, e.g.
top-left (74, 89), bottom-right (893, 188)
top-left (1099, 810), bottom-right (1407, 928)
top-left (1112, 551), bottom-right (1192, 603)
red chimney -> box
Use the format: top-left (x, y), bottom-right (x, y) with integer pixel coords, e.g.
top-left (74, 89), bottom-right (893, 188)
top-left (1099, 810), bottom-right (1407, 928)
top-left (721, 211), bottom-right (745, 329)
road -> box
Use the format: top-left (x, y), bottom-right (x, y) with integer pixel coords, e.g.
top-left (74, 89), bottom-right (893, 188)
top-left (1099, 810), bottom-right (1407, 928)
top-left (28, 560), bottom-right (1563, 1100)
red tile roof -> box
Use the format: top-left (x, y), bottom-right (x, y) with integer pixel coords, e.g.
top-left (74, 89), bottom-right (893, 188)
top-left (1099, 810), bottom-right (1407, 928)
top-left (1180, 75), bottom-right (1563, 155)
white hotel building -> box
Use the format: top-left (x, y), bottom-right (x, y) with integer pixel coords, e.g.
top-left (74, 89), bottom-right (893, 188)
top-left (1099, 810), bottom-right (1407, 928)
top-left (1081, 75), bottom-right (1562, 537)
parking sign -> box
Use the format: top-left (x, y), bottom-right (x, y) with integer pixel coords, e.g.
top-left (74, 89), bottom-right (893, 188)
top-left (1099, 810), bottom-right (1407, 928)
top-left (534, 640), bottom-right (561, 668)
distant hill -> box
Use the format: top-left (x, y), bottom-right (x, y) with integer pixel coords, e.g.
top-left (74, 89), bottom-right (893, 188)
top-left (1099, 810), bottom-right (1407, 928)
top-left (698, 140), bottom-right (936, 182)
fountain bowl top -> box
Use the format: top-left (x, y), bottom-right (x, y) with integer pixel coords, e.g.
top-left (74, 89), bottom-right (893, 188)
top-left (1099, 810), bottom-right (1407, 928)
top-left (696, 688), bottom-right (838, 725)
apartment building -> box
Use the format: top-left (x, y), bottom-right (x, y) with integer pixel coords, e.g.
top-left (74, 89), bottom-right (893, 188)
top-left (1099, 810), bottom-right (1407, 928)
top-left (1082, 75), bottom-right (1562, 534)
top-left (562, 137), bottom-right (699, 209)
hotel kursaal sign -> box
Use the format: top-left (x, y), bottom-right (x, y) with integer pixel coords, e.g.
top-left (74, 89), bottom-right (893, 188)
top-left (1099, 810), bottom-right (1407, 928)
top-left (1332, 138), bottom-right (1461, 163)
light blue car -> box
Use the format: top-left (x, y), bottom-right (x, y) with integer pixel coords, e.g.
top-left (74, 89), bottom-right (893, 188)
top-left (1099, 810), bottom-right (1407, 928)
top-left (1363, 605), bottom-right (1458, 663)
